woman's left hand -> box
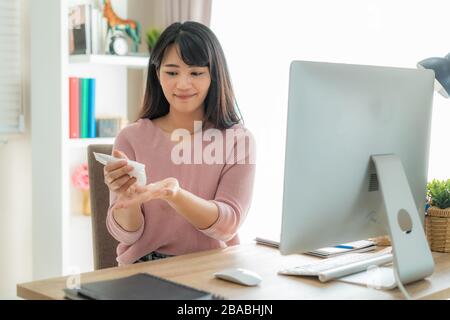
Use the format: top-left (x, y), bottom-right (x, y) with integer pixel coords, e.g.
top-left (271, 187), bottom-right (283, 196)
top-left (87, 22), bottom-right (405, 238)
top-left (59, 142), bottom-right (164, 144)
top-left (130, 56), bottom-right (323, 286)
top-left (113, 177), bottom-right (180, 209)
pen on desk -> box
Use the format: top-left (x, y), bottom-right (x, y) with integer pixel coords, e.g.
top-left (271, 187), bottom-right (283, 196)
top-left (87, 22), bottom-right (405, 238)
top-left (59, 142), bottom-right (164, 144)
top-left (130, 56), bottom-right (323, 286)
top-left (334, 245), bottom-right (354, 249)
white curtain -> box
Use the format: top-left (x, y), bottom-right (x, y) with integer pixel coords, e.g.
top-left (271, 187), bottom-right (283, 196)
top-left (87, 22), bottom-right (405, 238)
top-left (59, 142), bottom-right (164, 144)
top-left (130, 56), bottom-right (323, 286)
top-left (165, 0), bottom-right (213, 26)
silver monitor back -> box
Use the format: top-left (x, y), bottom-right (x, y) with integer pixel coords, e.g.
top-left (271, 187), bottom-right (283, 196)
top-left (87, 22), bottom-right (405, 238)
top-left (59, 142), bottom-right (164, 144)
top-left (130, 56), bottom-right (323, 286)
top-left (280, 60), bottom-right (434, 255)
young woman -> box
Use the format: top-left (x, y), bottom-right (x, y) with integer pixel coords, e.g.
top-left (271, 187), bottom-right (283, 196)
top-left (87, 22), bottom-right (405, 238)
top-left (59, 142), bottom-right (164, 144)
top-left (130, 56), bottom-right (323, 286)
top-left (103, 21), bottom-right (256, 265)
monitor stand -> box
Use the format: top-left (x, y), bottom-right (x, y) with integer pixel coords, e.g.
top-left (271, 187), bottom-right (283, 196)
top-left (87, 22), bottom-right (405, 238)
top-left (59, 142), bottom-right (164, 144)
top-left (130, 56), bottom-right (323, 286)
top-left (371, 154), bottom-right (435, 285)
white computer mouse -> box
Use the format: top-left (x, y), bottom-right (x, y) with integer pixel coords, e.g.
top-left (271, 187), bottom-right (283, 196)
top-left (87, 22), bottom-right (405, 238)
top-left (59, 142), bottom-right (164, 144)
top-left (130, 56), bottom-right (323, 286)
top-left (214, 268), bottom-right (262, 286)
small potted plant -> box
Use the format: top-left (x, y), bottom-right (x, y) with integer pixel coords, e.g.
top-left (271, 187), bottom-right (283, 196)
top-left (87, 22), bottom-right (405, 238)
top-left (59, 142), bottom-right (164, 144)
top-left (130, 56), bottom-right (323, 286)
top-left (145, 27), bottom-right (161, 53)
top-left (425, 179), bottom-right (450, 252)
top-left (72, 163), bottom-right (91, 216)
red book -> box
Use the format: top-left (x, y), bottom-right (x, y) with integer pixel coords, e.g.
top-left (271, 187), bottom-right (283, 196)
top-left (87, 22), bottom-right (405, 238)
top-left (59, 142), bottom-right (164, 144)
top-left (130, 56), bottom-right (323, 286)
top-left (69, 77), bottom-right (80, 138)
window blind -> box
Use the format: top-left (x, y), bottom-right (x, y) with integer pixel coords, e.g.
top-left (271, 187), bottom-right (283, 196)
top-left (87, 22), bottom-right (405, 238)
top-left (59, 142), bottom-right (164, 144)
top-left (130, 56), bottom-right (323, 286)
top-left (0, 0), bottom-right (24, 134)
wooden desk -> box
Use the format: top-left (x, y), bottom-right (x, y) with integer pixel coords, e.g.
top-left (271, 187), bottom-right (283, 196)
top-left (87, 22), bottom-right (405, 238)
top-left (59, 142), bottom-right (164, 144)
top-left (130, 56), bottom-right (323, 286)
top-left (17, 243), bottom-right (450, 300)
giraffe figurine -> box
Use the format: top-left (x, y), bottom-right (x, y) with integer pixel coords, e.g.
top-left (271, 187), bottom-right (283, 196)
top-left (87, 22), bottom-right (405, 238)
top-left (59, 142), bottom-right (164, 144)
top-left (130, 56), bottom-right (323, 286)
top-left (102, 0), bottom-right (141, 53)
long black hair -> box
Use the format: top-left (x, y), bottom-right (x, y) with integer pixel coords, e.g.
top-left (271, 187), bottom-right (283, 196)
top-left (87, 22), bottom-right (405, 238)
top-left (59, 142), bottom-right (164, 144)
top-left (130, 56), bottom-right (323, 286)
top-left (138, 21), bottom-right (242, 130)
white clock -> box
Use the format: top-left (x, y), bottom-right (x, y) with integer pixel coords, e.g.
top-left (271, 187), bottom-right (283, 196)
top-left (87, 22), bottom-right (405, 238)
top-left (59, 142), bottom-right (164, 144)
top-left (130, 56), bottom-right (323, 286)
top-left (110, 35), bottom-right (129, 56)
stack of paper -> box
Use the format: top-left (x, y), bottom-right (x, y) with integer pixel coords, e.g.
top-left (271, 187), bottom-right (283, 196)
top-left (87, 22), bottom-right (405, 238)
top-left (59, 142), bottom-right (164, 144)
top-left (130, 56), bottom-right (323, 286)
top-left (254, 237), bottom-right (280, 248)
top-left (254, 237), bottom-right (376, 258)
top-left (306, 240), bottom-right (376, 258)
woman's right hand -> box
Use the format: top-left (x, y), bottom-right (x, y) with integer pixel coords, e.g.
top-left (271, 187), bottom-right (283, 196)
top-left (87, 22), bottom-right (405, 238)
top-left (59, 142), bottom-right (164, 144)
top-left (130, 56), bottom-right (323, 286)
top-left (104, 150), bottom-right (137, 198)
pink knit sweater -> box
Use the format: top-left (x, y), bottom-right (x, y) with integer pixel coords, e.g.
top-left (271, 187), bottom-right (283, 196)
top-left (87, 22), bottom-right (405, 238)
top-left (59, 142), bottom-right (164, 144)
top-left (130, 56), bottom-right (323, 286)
top-left (106, 119), bottom-right (256, 265)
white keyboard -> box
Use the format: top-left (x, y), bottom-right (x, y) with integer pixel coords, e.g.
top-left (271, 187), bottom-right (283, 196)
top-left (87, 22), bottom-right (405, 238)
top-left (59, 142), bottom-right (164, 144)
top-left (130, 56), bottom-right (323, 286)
top-left (279, 248), bottom-right (393, 277)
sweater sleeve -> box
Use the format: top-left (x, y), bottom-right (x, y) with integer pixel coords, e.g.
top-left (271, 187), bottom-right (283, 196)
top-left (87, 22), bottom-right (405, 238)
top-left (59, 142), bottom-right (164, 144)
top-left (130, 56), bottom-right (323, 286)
top-left (199, 128), bottom-right (256, 242)
top-left (105, 128), bottom-right (145, 245)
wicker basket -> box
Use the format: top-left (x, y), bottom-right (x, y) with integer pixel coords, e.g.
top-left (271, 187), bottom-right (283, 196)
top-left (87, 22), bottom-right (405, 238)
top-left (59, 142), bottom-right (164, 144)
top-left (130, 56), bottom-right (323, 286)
top-left (425, 207), bottom-right (450, 253)
top-left (369, 235), bottom-right (391, 246)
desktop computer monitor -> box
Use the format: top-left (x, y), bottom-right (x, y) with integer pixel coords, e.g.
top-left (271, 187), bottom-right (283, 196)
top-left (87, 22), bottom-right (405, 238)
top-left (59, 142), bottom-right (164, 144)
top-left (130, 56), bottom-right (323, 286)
top-left (280, 60), bottom-right (435, 285)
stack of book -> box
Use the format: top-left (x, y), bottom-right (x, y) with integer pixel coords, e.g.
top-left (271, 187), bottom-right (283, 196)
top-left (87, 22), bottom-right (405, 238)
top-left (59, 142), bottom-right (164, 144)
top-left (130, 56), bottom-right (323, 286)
top-left (69, 77), bottom-right (96, 139)
top-left (69, 3), bottom-right (108, 55)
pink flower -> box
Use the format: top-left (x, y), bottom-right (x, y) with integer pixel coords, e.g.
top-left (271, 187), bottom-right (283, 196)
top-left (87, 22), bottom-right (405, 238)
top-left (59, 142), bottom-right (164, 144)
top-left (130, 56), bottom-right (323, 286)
top-left (72, 163), bottom-right (89, 190)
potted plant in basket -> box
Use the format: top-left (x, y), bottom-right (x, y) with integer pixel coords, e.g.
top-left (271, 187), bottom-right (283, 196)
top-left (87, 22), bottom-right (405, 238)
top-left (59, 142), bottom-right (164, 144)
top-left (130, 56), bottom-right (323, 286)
top-left (425, 179), bottom-right (450, 252)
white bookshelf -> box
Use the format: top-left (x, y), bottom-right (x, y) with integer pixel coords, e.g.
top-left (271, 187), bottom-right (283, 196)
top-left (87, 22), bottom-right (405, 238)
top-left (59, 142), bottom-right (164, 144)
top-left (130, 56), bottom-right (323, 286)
top-left (69, 54), bottom-right (149, 68)
top-left (31, 0), bottom-right (163, 280)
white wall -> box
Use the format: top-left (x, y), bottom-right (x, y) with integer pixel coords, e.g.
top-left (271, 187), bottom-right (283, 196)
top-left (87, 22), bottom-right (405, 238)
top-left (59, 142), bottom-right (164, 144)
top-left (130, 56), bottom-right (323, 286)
top-left (0, 0), bottom-right (32, 299)
top-left (211, 0), bottom-right (450, 243)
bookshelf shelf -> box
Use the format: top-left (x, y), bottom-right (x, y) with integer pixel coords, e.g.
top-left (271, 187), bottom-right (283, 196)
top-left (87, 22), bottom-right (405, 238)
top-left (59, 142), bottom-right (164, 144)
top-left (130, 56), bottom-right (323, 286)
top-left (69, 54), bottom-right (149, 69)
top-left (68, 137), bottom-right (115, 148)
